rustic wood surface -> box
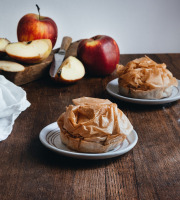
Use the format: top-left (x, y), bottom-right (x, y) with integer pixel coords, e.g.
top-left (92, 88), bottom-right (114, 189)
top-left (0, 54), bottom-right (180, 200)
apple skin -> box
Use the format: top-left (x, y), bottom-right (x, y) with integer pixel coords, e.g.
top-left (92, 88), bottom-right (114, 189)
top-left (17, 13), bottom-right (58, 48)
top-left (77, 35), bottom-right (120, 76)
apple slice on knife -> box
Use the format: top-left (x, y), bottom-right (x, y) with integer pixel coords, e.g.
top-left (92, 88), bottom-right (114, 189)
top-left (5, 39), bottom-right (52, 64)
top-left (54, 56), bottom-right (85, 83)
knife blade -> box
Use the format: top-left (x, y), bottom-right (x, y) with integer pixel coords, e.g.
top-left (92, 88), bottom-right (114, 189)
top-left (49, 36), bottom-right (72, 78)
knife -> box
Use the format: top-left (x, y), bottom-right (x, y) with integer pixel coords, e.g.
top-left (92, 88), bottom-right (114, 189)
top-left (49, 36), bottom-right (72, 77)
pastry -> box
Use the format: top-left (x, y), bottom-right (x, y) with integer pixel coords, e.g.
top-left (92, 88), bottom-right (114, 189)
top-left (116, 56), bottom-right (178, 99)
top-left (57, 97), bottom-right (133, 153)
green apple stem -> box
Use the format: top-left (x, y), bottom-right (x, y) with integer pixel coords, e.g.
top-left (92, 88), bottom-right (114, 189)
top-left (36, 4), bottom-right (41, 20)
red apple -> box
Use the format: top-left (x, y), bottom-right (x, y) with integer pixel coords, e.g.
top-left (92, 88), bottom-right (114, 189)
top-left (17, 5), bottom-right (58, 48)
top-left (77, 35), bottom-right (120, 76)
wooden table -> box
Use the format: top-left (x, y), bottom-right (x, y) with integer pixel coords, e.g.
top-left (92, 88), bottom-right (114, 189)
top-left (0, 54), bottom-right (180, 200)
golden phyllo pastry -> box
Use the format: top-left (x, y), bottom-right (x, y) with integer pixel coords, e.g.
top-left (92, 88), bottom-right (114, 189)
top-left (57, 97), bottom-right (133, 153)
top-left (116, 56), bottom-right (178, 99)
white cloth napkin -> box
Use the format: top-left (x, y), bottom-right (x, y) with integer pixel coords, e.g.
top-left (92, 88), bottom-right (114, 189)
top-left (0, 75), bottom-right (30, 141)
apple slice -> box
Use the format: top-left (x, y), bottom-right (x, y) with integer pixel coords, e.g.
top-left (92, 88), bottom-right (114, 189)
top-left (5, 39), bottom-right (52, 64)
top-left (0, 61), bottom-right (25, 72)
top-left (54, 56), bottom-right (85, 83)
top-left (0, 38), bottom-right (10, 57)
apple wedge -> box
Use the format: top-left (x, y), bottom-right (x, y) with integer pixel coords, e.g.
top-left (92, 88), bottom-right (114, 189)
top-left (0, 61), bottom-right (25, 72)
top-left (54, 56), bottom-right (85, 83)
top-left (5, 39), bottom-right (52, 64)
top-left (0, 38), bottom-right (10, 57)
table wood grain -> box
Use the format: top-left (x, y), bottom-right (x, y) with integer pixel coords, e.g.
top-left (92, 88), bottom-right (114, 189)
top-left (0, 54), bottom-right (180, 200)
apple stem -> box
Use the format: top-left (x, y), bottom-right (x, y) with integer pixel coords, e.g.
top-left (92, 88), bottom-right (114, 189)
top-left (36, 4), bottom-right (41, 20)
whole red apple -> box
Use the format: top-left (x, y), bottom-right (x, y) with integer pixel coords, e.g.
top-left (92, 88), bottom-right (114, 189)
top-left (17, 5), bottom-right (58, 48)
top-left (77, 35), bottom-right (120, 76)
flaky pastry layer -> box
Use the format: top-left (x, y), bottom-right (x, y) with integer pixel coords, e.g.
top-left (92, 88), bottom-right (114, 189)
top-left (116, 56), bottom-right (178, 99)
top-left (57, 97), bottom-right (133, 153)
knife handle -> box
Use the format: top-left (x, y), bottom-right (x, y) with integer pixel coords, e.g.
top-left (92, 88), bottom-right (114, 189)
top-left (59, 36), bottom-right (72, 52)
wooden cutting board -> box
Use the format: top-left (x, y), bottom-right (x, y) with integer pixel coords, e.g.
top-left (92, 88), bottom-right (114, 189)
top-left (0, 40), bottom-right (81, 85)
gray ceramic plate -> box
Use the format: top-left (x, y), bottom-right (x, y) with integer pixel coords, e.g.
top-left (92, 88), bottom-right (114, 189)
top-left (106, 78), bottom-right (180, 105)
top-left (39, 122), bottom-right (138, 160)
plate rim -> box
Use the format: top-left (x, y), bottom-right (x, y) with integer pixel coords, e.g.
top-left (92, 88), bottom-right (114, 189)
top-left (106, 78), bottom-right (180, 105)
top-left (39, 122), bottom-right (138, 159)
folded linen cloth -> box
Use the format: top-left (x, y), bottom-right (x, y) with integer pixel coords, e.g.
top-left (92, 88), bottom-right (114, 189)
top-left (0, 75), bottom-right (30, 141)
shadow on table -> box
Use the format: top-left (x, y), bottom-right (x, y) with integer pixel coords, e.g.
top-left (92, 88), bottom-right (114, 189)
top-left (27, 136), bottom-right (129, 170)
